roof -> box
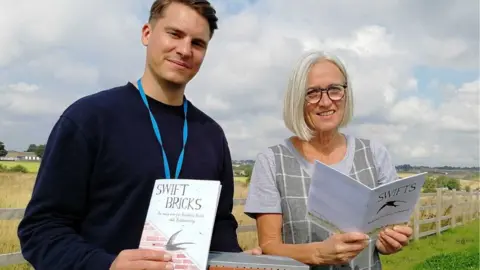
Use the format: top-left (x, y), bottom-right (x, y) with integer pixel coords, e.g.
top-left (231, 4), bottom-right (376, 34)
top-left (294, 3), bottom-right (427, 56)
top-left (5, 151), bottom-right (38, 158)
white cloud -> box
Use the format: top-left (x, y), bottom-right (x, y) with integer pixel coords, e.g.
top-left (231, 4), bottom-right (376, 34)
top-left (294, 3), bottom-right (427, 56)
top-left (27, 52), bottom-right (100, 85)
top-left (437, 80), bottom-right (479, 132)
top-left (204, 94), bottom-right (231, 111)
top-left (0, 83), bottom-right (64, 115)
top-left (388, 97), bottom-right (437, 125)
top-left (325, 26), bottom-right (403, 58)
top-left (386, 80), bottom-right (479, 133)
top-left (0, 0), bottom-right (478, 167)
top-left (6, 83), bottom-right (39, 93)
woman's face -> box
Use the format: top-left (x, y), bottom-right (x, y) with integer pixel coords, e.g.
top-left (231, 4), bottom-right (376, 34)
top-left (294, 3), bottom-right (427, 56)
top-left (304, 60), bottom-right (347, 133)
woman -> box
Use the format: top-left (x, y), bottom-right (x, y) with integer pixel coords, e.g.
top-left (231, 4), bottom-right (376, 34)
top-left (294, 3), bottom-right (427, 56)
top-left (244, 50), bottom-right (412, 270)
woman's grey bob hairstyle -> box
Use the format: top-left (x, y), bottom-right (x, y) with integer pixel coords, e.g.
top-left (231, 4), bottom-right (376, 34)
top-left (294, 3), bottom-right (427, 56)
top-left (283, 50), bottom-right (353, 141)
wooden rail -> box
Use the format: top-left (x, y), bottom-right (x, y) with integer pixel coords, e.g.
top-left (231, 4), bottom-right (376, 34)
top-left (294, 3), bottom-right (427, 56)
top-left (412, 188), bottom-right (480, 240)
top-left (1, 189), bottom-right (479, 267)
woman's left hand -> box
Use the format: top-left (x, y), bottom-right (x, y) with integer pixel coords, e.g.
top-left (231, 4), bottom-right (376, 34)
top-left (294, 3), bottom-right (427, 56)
top-left (243, 246), bottom-right (262, 255)
top-left (375, 225), bottom-right (412, 255)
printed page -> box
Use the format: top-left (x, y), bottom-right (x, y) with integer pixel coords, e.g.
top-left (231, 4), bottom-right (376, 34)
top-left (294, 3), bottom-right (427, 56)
top-left (139, 179), bottom-right (222, 270)
top-left (307, 161), bottom-right (372, 233)
top-left (362, 173), bottom-right (426, 233)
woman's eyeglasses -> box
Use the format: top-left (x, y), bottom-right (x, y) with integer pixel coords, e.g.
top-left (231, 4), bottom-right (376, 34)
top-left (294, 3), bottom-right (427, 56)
top-left (305, 84), bottom-right (347, 104)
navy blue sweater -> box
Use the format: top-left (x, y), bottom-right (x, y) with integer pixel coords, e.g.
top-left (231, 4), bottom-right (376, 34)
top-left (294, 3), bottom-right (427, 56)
top-left (17, 82), bottom-right (242, 270)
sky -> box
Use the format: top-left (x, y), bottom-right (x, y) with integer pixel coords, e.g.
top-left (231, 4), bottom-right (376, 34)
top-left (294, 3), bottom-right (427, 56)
top-left (0, 0), bottom-right (479, 167)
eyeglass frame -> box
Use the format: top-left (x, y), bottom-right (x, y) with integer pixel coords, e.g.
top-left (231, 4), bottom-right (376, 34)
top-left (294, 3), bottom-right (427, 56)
top-left (304, 83), bottom-right (348, 104)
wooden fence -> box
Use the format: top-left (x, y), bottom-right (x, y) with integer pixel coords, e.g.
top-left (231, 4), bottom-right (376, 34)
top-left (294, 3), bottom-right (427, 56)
top-left (1, 188), bottom-right (479, 267)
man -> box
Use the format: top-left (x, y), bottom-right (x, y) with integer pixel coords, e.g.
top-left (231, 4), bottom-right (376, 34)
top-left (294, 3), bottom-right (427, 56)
top-left (17, 1), bottom-right (260, 269)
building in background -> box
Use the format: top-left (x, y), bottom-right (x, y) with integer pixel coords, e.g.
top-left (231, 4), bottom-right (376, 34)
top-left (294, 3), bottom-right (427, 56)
top-left (0, 151), bottom-right (41, 161)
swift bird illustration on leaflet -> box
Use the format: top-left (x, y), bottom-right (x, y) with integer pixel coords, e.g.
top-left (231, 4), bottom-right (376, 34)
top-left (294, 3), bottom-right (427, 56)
top-left (376, 200), bottom-right (407, 214)
top-left (165, 229), bottom-right (195, 251)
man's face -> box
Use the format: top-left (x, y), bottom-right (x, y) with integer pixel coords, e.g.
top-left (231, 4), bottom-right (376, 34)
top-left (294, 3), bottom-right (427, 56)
top-left (141, 2), bottom-right (211, 86)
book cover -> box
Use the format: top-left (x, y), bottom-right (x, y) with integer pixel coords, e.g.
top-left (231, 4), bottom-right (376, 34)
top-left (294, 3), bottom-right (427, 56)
top-left (139, 179), bottom-right (222, 270)
top-left (307, 160), bottom-right (426, 236)
top-left (362, 173), bottom-right (426, 233)
top-left (207, 251), bottom-right (309, 270)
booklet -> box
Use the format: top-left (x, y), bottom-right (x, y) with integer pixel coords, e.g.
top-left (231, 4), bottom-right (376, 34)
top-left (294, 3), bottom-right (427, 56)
top-left (139, 179), bottom-right (222, 270)
top-left (307, 161), bottom-right (426, 236)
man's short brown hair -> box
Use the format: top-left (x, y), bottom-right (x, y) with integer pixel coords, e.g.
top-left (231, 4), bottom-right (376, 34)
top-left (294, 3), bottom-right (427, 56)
top-left (149, 0), bottom-right (218, 37)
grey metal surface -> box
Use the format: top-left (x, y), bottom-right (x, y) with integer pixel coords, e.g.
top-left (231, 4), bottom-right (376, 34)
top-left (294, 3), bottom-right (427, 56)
top-left (0, 208), bottom-right (25, 220)
top-left (207, 251), bottom-right (309, 269)
top-left (0, 252), bottom-right (27, 267)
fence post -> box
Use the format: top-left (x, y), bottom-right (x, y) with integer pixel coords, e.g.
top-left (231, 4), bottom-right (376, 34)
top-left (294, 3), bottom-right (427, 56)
top-left (413, 201), bottom-right (420, 241)
top-left (435, 188), bottom-right (442, 235)
top-left (462, 191), bottom-right (468, 224)
top-left (470, 190), bottom-right (475, 221)
top-left (477, 190), bottom-right (480, 220)
top-left (451, 189), bottom-right (457, 228)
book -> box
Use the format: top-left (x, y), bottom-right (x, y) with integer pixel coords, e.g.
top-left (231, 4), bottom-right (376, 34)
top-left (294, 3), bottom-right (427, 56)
top-left (139, 179), bottom-right (222, 270)
top-left (207, 251), bottom-right (310, 269)
top-left (307, 161), bottom-right (426, 236)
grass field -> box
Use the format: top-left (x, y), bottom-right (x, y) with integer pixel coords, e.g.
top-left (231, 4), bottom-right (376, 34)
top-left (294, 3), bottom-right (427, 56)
top-left (0, 173), bottom-right (35, 270)
top-left (234, 176), bottom-right (248, 183)
top-left (397, 172), bottom-right (416, 178)
top-left (459, 179), bottom-right (480, 190)
top-left (0, 173), bottom-right (478, 270)
top-left (380, 219), bottom-right (479, 270)
top-left (398, 172), bottom-right (480, 190)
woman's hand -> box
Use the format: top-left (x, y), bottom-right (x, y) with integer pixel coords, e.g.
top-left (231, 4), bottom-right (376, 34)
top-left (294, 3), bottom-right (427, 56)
top-left (375, 225), bottom-right (412, 255)
top-left (243, 246), bottom-right (262, 255)
top-left (310, 232), bottom-right (370, 265)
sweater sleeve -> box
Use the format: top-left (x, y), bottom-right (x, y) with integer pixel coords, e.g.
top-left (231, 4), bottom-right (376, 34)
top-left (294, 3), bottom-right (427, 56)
top-left (208, 133), bottom-right (243, 252)
top-left (17, 115), bottom-right (116, 270)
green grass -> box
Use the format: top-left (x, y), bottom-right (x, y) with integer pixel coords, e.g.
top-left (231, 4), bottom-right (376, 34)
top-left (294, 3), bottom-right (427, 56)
top-left (0, 161), bottom-right (40, 173)
top-left (381, 220), bottom-right (479, 270)
top-left (413, 246), bottom-right (479, 270)
top-left (234, 176), bottom-right (248, 183)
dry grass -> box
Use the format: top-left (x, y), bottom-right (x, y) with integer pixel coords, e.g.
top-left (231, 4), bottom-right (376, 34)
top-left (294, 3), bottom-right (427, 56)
top-left (459, 179), bottom-right (480, 190)
top-left (0, 173), bottom-right (36, 270)
top-left (397, 172), bottom-right (416, 178)
top-left (233, 181), bottom-right (258, 250)
top-left (234, 176), bottom-right (249, 183)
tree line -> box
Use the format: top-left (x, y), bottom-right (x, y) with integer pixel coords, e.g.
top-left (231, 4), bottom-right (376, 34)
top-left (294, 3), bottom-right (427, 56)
top-left (0, 141), bottom-right (45, 158)
top-left (396, 164), bottom-right (479, 171)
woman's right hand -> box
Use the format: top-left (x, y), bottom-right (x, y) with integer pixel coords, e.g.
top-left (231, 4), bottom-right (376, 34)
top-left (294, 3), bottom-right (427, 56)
top-left (310, 232), bottom-right (370, 265)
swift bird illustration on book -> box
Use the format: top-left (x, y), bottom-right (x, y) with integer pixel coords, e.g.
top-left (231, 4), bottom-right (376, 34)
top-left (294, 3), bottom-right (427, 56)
top-left (165, 229), bottom-right (195, 251)
top-left (376, 200), bottom-right (407, 214)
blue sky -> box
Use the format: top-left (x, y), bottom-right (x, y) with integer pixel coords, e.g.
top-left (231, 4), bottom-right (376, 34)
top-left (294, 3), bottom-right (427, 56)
top-left (413, 66), bottom-right (479, 104)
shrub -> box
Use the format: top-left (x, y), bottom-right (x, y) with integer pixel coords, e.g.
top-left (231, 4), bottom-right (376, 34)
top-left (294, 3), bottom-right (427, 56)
top-left (422, 175), bottom-right (461, 193)
top-left (422, 177), bottom-right (437, 193)
top-left (8, 164), bottom-right (28, 173)
top-left (441, 176), bottom-right (461, 190)
top-left (413, 246), bottom-right (479, 270)
top-left (0, 164), bottom-right (7, 172)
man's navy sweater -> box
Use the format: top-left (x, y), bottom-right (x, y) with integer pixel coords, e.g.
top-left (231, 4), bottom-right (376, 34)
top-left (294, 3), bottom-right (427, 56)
top-left (17, 82), bottom-right (242, 270)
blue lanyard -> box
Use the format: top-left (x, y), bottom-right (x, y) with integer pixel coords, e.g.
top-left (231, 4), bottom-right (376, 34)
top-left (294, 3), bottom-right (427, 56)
top-left (136, 78), bottom-right (188, 179)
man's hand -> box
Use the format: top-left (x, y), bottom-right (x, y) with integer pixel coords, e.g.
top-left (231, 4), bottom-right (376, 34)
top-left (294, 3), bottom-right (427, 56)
top-left (110, 249), bottom-right (173, 270)
top-left (243, 246), bottom-right (262, 255)
top-left (375, 225), bottom-right (412, 255)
